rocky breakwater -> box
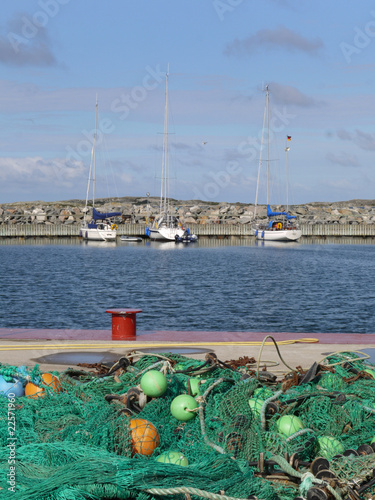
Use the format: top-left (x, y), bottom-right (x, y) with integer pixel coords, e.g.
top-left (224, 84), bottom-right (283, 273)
top-left (0, 197), bottom-right (375, 226)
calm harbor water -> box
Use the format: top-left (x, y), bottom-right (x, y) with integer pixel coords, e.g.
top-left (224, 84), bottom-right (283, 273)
top-left (0, 237), bottom-right (374, 334)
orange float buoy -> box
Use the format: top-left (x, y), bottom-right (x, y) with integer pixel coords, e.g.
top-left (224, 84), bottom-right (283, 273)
top-left (25, 373), bottom-right (62, 399)
top-left (130, 418), bottom-right (160, 456)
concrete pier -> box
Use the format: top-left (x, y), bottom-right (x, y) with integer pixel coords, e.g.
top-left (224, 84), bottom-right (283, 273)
top-left (1, 327), bottom-right (375, 373)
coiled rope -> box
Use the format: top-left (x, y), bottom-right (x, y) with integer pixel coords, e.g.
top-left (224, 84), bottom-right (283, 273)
top-left (145, 486), bottom-right (250, 500)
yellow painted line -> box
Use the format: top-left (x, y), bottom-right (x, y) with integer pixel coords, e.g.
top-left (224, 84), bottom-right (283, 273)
top-left (0, 338), bottom-right (319, 351)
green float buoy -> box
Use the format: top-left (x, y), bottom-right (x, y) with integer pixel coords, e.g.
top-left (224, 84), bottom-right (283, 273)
top-left (156, 450), bottom-right (188, 466)
top-left (317, 436), bottom-right (344, 459)
top-left (364, 368), bottom-right (375, 379)
top-left (188, 378), bottom-right (201, 397)
top-left (276, 415), bottom-right (304, 437)
top-left (253, 387), bottom-right (273, 399)
top-left (170, 394), bottom-right (198, 421)
top-left (140, 370), bottom-right (168, 398)
top-left (248, 398), bottom-right (264, 417)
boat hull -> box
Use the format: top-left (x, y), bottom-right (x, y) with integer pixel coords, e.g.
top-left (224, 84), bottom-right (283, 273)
top-left (80, 227), bottom-right (117, 242)
top-left (255, 229), bottom-right (302, 241)
top-left (149, 227), bottom-right (185, 241)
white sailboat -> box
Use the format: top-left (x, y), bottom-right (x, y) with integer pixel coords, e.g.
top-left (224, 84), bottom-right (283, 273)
top-left (145, 71), bottom-right (191, 242)
top-left (252, 85), bottom-right (301, 242)
top-left (80, 99), bottom-right (121, 242)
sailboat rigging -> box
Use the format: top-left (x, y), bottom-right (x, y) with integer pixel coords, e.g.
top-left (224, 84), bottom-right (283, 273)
top-left (80, 98), bottom-right (121, 242)
top-left (145, 71), bottom-right (196, 242)
top-left (252, 85), bottom-right (301, 242)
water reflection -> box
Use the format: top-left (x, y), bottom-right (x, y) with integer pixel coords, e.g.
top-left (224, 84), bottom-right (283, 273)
top-left (80, 240), bottom-right (117, 249)
top-left (301, 236), bottom-right (375, 245)
top-left (0, 235), bottom-right (373, 247)
top-left (0, 237), bottom-right (81, 246)
top-left (254, 240), bottom-right (300, 249)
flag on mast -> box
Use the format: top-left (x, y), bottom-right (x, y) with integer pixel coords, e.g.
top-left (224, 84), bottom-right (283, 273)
top-left (287, 136), bottom-right (291, 141)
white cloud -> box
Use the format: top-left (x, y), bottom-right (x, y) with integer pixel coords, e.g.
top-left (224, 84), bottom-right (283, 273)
top-left (0, 156), bottom-right (85, 184)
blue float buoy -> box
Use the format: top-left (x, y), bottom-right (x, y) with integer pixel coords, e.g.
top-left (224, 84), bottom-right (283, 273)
top-left (0, 375), bottom-right (25, 398)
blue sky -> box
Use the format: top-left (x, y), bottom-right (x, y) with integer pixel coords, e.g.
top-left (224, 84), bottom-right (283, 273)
top-left (0, 0), bottom-right (375, 205)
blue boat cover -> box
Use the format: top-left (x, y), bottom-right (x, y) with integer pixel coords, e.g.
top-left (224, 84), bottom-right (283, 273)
top-left (267, 204), bottom-right (287, 217)
top-left (92, 207), bottom-right (122, 220)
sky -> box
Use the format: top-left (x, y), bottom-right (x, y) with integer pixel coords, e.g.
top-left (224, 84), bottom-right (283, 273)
top-left (0, 0), bottom-right (375, 205)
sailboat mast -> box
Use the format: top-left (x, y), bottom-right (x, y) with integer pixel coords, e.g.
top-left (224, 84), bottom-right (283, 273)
top-left (160, 71), bottom-right (169, 218)
top-left (254, 86), bottom-right (267, 220)
top-left (266, 85), bottom-right (269, 206)
top-left (92, 98), bottom-right (98, 208)
top-left (85, 97), bottom-right (98, 211)
top-left (285, 144), bottom-right (290, 214)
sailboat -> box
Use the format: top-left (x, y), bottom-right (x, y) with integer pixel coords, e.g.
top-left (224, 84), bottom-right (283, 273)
top-left (252, 86), bottom-right (302, 242)
top-left (80, 99), bottom-right (122, 242)
top-left (145, 71), bottom-right (192, 242)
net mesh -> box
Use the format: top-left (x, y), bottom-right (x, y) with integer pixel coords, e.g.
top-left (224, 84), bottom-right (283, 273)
top-left (1, 350), bottom-right (375, 499)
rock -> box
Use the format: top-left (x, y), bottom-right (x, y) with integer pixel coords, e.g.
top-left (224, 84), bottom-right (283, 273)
top-left (184, 217), bottom-right (197, 225)
top-left (254, 206), bottom-right (267, 217)
top-left (189, 205), bottom-right (201, 214)
top-left (239, 216), bottom-right (252, 224)
top-left (293, 206), bottom-right (308, 215)
top-left (219, 206), bottom-right (229, 215)
top-left (0, 197), bottom-right (375, 228)
top-left (59, 209), bottom-right (71, 222)
top-left (338, 209), bottom-right (355, 216)
top-left (243, 207), bottom-right (255, 216)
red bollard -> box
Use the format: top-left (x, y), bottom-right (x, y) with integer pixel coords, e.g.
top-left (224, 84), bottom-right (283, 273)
top-left (106, 309), bottom-right (142, 340)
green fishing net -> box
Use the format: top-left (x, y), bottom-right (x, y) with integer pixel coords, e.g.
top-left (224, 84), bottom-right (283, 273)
top-left (1, 350), bottom-right (375, 499)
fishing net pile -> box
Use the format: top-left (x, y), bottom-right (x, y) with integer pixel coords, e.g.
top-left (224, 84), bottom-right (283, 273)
top-left (1, 348), bottom-right (375, 499)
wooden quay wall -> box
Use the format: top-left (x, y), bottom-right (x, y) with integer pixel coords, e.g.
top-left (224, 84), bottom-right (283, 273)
top-left (0, 223), bottom-right (374, 238)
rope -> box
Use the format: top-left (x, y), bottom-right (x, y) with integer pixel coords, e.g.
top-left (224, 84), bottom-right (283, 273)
top-left (318, 350), bottom-right (370, 367)
top-left (270, 455), bottom-right (343, 500)
top-left (256, 336), bottom-right (297, 380)
top-left (285, 428), bottom-right (314, 442)
top-left (198, 377), bottom-right (236, 454)
top-left (260, 390), bottom-right (282, 429)
top-left (144, 486), bottom-right (250, 500)
top-left (0, 338), bottom-right (319, 351)
top-left (299, 471), bottom-right (315, 496)
top-left (125, 351), bottom-right (175, 362)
